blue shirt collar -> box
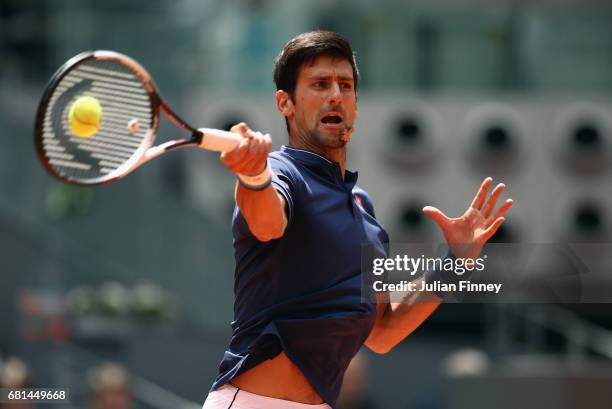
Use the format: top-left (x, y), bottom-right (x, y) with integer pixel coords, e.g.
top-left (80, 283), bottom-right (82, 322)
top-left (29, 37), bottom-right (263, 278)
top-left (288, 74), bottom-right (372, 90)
top-left (280, 145), bottom-right (358, 186)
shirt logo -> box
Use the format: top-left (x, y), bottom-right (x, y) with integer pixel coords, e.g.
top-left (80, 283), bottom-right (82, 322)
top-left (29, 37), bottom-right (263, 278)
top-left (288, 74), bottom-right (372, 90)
top-left (354, 194), bottom-right (365, 211)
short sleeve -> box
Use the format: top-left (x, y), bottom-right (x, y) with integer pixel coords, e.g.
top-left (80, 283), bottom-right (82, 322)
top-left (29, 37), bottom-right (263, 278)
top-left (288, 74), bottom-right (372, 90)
top-left (269, 154), bottom-right (297, 224)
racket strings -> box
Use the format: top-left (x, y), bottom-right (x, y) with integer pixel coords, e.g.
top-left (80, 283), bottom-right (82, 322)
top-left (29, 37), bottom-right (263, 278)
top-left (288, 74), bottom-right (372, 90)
top-left (40, 57), bottom-right (155, 182)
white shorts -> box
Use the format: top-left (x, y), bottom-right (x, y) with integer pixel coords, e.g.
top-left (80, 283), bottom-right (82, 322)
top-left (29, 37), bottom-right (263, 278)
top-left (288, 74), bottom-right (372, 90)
top-left (202, 385), bottom-right (332, 409)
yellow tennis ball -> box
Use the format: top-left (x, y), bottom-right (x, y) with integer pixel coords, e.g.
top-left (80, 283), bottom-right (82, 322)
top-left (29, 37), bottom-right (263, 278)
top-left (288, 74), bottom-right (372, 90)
top-left (69, 96), bottom-right (102, 138)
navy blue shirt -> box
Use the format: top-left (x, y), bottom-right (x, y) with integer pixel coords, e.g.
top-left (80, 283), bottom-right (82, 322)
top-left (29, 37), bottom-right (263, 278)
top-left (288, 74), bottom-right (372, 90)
top-left (211, 146), bottom-right (389, 407)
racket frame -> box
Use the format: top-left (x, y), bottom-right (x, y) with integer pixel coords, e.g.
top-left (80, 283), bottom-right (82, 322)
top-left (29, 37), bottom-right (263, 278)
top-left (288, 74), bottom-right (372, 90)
top-left (34, 50), bottom-right (220, 186)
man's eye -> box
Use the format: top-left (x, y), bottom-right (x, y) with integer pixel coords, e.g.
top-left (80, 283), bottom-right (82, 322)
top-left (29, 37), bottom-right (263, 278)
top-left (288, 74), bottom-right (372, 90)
top-left (314, 81), bottom-right (327, 88)
top-left (341, 83), bottom-right (353, 90)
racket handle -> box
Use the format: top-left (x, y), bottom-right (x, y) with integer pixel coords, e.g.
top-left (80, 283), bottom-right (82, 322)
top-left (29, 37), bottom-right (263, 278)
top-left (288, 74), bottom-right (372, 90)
top-left (198, 128), bottom-right (243, 152)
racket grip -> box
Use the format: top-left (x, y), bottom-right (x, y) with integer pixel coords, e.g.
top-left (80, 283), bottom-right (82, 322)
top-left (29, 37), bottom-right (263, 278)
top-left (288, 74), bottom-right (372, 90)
top-left (198, 128), bottom-right (243, 152)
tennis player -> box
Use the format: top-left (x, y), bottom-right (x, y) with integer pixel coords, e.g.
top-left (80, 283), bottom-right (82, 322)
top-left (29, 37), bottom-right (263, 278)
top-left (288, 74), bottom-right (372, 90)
top-left (202, 30), bottom-right (512, 409)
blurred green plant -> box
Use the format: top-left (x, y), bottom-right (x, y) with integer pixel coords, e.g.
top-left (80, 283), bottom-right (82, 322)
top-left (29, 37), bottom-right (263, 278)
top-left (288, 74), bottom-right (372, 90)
top-left (45, 182), bottom-right (95, 220)
top-left (65, 281), bottom-right (179, 323)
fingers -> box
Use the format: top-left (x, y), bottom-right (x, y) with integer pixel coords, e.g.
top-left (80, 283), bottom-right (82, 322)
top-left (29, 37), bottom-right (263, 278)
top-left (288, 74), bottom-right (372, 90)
top-left (470, 177), bottom-right (493, 210)
top-left (230, 122), bottom-right (249, 136)
top-left (220, 123), bottom-right (272, 176)
top-left (481, 183), bottom-right (505, 218)
top-left (481, 217), bottom-right (505, 243)
top-left (220, 137), bottom-right (249, 166)
top-left (422, 206), bottom-right (450, 227)
top-left (488, 199), bottom-right (513, 225)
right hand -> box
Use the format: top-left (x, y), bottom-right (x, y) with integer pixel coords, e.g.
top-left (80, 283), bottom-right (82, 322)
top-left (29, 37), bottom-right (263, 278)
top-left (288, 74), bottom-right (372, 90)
top-left (220, 122), bottom-right (272, 176)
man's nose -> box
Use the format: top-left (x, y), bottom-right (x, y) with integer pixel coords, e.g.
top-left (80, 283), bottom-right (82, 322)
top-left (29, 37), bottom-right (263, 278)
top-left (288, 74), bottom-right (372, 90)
top-left (328, 82), bottom-right (342, 105)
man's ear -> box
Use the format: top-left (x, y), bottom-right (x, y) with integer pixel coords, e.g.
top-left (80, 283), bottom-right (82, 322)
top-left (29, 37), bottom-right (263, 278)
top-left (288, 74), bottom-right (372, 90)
top-left (275, 90), bottom-right (294, 118)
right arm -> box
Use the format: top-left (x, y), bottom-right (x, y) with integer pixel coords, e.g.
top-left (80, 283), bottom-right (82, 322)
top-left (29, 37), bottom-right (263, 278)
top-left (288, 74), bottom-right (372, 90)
top-left (221, 123), bottom-right (287, 242)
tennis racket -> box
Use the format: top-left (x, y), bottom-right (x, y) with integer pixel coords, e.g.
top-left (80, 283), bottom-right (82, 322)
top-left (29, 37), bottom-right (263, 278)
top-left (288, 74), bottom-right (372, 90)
top-left (34, 50), bottom-right (244, 186)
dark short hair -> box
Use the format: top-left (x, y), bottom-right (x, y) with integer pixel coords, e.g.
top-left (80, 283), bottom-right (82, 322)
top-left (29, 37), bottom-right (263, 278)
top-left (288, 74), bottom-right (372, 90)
top-left (273, 30), bottom-right (359, 99)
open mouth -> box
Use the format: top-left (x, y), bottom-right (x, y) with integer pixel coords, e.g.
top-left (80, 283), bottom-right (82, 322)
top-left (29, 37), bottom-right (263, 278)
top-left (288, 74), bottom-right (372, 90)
top-left (320, 113), bottom-right (344, 125)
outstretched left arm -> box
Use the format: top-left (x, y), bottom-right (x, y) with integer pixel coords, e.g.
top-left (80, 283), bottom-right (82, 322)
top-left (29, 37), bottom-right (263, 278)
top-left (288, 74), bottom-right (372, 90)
top-left (365, 287), bottom-right (440, 354)
top-left (365, 177), bottom-right (513, 354)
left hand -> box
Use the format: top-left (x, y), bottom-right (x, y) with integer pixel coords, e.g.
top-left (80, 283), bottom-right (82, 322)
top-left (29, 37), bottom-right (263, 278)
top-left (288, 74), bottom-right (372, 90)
top-left (422, 177), bottom-right (513, 260)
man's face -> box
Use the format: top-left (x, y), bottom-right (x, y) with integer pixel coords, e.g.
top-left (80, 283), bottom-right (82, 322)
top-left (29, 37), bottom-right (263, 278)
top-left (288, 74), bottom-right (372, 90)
top-left (289, 55), bottom-right (357, 149)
